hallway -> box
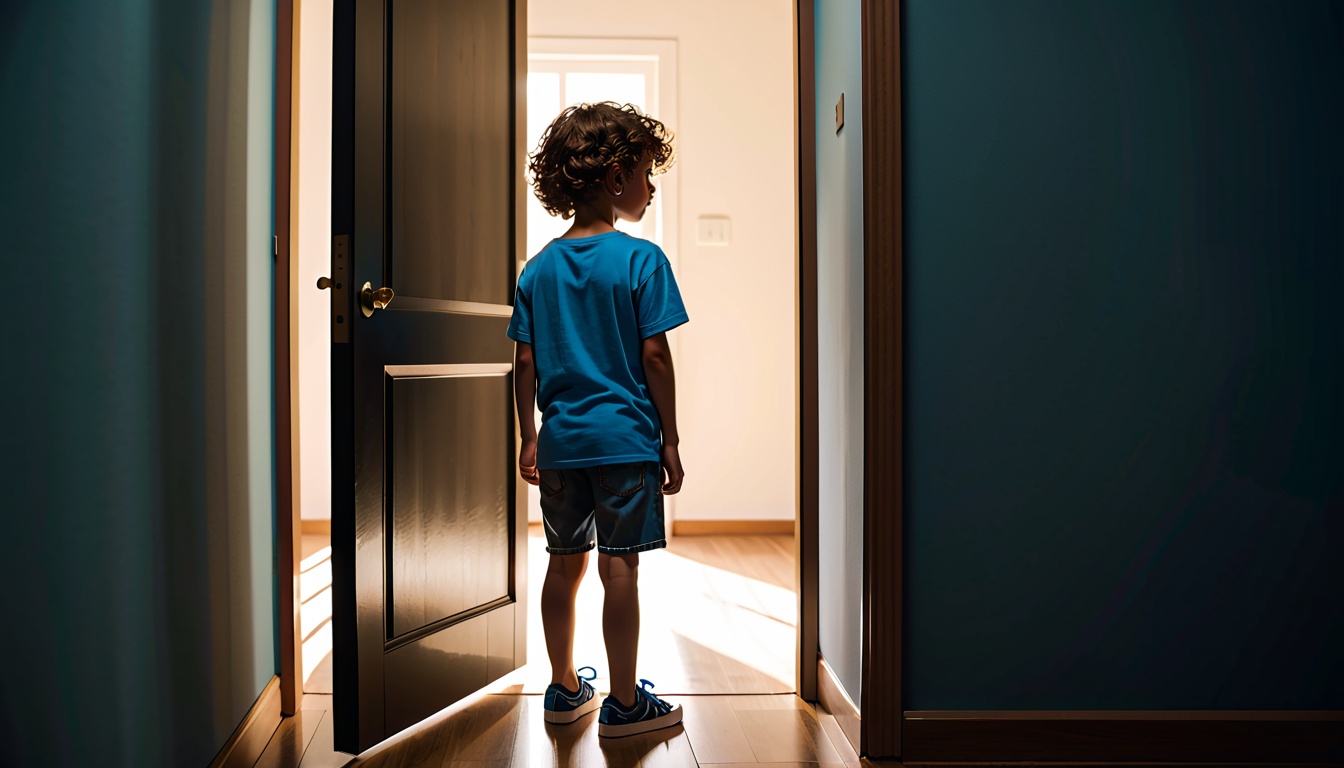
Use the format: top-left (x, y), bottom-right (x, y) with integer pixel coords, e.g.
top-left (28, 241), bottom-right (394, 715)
top-left (272, 532), bottom-right (861, 765)
top-left (256, 690), bottom-right (859, 767)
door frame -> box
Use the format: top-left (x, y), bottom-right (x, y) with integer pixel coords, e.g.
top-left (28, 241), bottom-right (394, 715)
top-left (273, 0), bottom-right (902, 751)
top-left (795, 0), bottom-right (904, 758)
top-left (858, 0), bottom-right (903, 757)
top-left (276, 0), bottom-right (300, 718)
top-left (795, 0), bottom-right (820, 711)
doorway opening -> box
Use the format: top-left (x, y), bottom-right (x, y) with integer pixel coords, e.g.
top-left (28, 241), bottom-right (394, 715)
top-left (287, 0), bottom-right (799, 723)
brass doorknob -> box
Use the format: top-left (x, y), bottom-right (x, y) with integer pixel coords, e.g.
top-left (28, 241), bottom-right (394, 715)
top-left (360, 282), bottom-right (395, 317)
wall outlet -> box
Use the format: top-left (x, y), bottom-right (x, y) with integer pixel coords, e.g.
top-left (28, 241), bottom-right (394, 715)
top-left (697, 215), bottom-right (732, 246)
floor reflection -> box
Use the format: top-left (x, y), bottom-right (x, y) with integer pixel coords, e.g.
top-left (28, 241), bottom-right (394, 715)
top-left (301, 529), bottom-right (798, 698)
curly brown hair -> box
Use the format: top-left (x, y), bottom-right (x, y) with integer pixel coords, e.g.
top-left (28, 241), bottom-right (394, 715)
top-left (528, 102), bottom-right (675, 220)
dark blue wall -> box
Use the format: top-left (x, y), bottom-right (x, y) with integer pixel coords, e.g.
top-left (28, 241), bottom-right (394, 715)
top-left (903, 0), bottom-right (1342, 710)
top-left (0, 2), bottom-right (278, 765)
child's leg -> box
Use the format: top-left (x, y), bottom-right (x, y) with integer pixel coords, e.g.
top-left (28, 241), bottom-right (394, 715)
top-left (542, 550), bottom-right (589, 691)
top-left (598, 552), bottom-right (640, 707)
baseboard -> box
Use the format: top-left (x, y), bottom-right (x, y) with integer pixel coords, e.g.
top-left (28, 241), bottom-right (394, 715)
top-left (301, 518), bottom-right (331, 535)
top-left (208, 675), bottom-right (282, 768)
top-left (816, 654), bottom-right (860, 755)
top-left (902, 709), bottom-right (1344, 764)
top-left (671, 519), bottom-right (794, 536)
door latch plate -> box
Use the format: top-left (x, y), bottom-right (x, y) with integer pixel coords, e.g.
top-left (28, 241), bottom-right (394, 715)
top-left (331, 234), bottom-right (351, 344)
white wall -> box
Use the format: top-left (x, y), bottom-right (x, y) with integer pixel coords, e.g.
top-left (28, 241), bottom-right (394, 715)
top-left (815, 0), bottom-right (865, 703)
top-left (529, 0), bottom-right (798, 521)
top-left (295, 0), bottom-right (333, 521)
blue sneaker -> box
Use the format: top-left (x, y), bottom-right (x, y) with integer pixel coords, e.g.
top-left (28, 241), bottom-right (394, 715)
top-left (544, 666), bottom-right (600, 724)
top-left (597, 679), bottom-right (683, 738)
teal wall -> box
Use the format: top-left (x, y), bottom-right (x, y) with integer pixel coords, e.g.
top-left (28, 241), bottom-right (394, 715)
top-left (814, 0), bottom-right (865, 703)
top-left (0, 1), bottom-right (278, 765)
top-left (903, 0), bottom-right (1342, 709)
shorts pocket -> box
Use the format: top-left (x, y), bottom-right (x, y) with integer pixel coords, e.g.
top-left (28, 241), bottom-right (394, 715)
top-left (598, 463), bottom-right (645, 497)
top-left (539, 469), bottom-right (566, 498)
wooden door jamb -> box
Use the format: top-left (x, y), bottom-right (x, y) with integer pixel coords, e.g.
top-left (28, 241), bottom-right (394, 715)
top-left (860, 0), bottom-right (904, 758)
top-left (276, 0), bottom-right (301, 720)
top-left (795, 0), bottom-right (820, 706)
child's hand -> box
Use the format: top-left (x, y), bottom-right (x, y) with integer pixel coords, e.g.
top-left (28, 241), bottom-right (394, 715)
top-left (519, 440), bottom-right (540, 486)
top-left (660, 444), bottom-right (684, 494)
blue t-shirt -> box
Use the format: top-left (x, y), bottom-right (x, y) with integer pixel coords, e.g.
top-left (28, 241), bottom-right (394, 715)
top-left (507, 231), bottom-right (689, 469)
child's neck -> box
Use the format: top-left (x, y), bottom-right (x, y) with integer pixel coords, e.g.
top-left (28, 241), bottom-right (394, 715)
top-left (562, 201), bottom-right (618, 239)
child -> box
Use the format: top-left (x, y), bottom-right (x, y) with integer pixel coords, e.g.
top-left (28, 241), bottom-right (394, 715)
top-left (507, 102), bottom-right (687, 738)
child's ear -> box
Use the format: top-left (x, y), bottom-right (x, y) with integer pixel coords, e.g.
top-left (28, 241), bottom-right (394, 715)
top-left (605, 162), bottom-right (625, 194)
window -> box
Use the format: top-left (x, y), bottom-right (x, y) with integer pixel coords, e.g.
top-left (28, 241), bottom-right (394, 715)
top-left (525, 39), bottom-right (679, 265)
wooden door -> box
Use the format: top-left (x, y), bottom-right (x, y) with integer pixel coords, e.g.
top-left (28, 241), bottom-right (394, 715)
top-left (329, 0), bottom-right (526, 754)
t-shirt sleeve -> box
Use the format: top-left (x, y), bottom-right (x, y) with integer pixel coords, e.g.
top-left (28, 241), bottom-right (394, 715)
top-left (634, 261), bottom-right (689, 338)
top-left (506, 281), bottom-right (532, 343)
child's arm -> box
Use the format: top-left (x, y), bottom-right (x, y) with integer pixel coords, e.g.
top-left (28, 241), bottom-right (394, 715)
top-left (641, 332), bottom-right (683, 494)
top-left (514, 342), bottom-right (540, 486)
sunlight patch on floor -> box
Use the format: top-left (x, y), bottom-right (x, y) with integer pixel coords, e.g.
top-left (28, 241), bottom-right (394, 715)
top-left (489, 531), bottom-right (796, 696)
top-left (297, 531), bottom-right (796, 698)
top-left (301, 537), bottom-right (335, 692)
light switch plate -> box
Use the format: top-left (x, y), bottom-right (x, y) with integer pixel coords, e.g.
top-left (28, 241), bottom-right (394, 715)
top-left (697, 215), bottom-right (732, 246)
top-left (836, 92), bottom-right (844, 133)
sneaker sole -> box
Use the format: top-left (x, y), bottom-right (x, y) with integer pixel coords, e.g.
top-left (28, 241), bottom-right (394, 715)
top-left (597, 703), bottom-right (683, 738)
top-left (544, 695), bottom-right (600, 724)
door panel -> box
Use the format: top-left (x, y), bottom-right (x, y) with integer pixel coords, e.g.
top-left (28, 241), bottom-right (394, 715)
top-left (391, 0), bottom-right (514, 305)
top-left (388, 370), bottom-right (511, 639)
top-left (331, 0), bottom-right (526, 754)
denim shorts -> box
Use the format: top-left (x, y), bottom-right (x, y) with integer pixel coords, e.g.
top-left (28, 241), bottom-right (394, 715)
top-left (538, 461), bottom-right (666, 556)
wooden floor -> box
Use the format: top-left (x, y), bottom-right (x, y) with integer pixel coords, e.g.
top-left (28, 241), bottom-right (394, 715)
top-left (300, 529), bottom-right (797, 698)
top-left (271, 530), bottom-right (875, 766)
top-left (257, 691), bottom-right (868, 767)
